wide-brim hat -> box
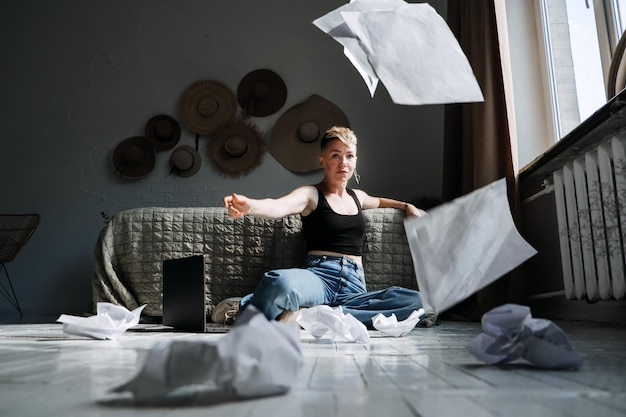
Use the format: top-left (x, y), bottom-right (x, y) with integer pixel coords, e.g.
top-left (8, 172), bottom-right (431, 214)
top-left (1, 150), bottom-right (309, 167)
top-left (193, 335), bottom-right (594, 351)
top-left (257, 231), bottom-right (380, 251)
top-left (145, 114), bottom-right (181, 151)
top-left (179, 80), bottom-right (237, 135)
top-left (237, 69), bottom-right (287, 118)
top-left (208, 119), bottom-right (265, 178)
top-left (270, 94), bottom-right (350, 173)
top-left (169, 145), bottom-right (202, 177)
top-left (111, 136), bottom-right (156, 179)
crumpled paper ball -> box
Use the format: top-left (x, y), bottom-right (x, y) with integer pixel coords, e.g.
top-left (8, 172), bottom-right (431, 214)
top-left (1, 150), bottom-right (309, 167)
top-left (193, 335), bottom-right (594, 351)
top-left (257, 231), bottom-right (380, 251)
top-left (466, 303), bottom-right (582, 369)
top-left (297, 305), bottom-right (370, 344)
top-left (112, 306), bottom-right (302, 402)
top-left (57, 302), bottom-right (146, 340)
top-left (372, 309), bottom-right (425, 337)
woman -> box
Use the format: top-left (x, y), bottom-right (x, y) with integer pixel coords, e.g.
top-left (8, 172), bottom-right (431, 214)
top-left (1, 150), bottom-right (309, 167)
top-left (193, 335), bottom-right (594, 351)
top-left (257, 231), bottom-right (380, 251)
top-left (213, 126), bottom-right (426, 328)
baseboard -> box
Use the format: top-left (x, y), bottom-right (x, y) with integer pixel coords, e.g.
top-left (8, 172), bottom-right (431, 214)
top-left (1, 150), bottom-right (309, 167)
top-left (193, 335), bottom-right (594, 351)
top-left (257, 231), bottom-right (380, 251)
top-left (0, 307), bottom-right (61, 324)
top-left (528, 295), bottom-right (626, 325)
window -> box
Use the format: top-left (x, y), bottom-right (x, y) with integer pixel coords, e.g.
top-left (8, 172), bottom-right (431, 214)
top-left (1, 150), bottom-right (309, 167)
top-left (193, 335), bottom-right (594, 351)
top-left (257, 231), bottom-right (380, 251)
top-left (538, 0), bottom-right (626, 140)
top-left (620, 0), bottom-right (626, 29)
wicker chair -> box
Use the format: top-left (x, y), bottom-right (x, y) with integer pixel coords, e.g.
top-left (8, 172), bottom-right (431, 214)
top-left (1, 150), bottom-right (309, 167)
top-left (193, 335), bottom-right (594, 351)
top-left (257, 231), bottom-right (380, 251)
top-left (0, 214), bottom-right (40, 317)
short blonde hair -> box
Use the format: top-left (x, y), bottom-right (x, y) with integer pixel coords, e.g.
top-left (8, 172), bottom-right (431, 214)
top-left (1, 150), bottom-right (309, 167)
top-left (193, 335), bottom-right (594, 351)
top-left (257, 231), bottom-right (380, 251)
top-left (321, 126), bottom-right (357, 150)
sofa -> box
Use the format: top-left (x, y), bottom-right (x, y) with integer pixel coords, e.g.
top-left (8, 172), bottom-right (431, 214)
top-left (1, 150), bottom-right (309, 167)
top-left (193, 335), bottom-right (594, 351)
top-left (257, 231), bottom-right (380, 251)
top-left (90, 207), bottom-right (419, 321)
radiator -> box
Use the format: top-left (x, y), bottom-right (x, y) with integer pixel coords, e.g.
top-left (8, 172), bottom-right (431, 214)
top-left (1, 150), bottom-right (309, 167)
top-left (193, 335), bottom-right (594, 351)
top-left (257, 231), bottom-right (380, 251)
top-left (552, 135), bottom-right (626, 301)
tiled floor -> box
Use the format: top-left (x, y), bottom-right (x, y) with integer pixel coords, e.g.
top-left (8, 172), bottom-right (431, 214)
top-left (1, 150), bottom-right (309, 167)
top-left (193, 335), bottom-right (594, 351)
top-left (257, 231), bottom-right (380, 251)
top-left (1, 319), bottom-right (625, 417)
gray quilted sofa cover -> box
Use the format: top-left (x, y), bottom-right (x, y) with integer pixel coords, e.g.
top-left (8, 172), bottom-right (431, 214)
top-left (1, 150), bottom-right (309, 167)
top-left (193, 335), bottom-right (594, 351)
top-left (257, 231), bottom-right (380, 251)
top-left (91, 207), bottom-right (417, 319)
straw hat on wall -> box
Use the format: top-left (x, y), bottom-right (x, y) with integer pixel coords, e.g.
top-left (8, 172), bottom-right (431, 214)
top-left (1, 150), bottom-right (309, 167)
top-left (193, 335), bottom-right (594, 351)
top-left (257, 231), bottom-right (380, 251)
top-left (179, 80), bottom-right (237, 135)
top-left (208, 119), bottom-right (266, 178)
top-left (270, 95), bottom-right (349, 173)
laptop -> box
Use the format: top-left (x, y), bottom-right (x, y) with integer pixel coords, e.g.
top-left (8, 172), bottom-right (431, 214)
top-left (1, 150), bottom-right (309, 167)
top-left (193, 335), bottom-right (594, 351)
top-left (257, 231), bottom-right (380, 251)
top-left (162, 255), bottom-right (230, 333)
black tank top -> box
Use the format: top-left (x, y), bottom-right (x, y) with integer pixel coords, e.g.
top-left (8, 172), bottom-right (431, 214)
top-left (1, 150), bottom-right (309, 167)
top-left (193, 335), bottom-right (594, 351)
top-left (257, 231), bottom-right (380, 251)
top-left (301, 187), bottom-right (366, 256)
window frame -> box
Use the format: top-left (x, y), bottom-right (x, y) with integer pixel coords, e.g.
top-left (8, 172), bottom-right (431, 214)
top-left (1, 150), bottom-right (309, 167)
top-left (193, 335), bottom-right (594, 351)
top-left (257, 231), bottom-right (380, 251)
top-left (534, 0), bottom-right (624, 141)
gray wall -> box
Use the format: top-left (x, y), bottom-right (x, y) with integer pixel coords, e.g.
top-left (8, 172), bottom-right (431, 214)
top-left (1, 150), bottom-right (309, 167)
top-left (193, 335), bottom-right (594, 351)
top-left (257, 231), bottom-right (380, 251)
top-left (0, 0), bottom-right (446, 320)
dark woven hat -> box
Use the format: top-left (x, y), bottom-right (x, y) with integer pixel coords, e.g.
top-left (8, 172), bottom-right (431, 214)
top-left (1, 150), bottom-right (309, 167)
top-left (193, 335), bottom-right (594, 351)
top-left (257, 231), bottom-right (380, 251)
top-left (208, 119), bottom-right (265, 178)
top-left (237, 69), bottom-right (287, 118)
top-left (179, 80), bottom-right (237, 135)
top-left (111, 136), bottom-right (156, 179)
top-left (145, 114), bottom-right (181, 151)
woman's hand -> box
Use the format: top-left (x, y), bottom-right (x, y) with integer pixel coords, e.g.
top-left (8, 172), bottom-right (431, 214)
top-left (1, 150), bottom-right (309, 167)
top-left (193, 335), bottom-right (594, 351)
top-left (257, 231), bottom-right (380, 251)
top-left (405, 203), bottom-right (427, 218)
top-left (224, 193), bottom-right (250, 219)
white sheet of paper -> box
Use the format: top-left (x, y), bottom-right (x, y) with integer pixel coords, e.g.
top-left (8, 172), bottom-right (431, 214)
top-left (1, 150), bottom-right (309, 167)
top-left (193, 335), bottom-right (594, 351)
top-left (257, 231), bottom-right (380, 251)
top-left (313, 0), bottom-right (405, 96)
top-left (404, 178), bottom-right (537, 314)
top-left (313, 0), bottom-right (484, 105)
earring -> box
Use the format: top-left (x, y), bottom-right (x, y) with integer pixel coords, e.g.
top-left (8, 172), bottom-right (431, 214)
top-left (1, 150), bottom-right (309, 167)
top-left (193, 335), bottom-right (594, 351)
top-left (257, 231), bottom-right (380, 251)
top-left (354, 169), bottom-right (361, 184)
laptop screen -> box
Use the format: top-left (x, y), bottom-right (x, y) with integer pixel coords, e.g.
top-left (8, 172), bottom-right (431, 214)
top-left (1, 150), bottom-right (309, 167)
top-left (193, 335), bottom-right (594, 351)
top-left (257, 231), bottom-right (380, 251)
top-left (162, 255), bottom-right (206, 332)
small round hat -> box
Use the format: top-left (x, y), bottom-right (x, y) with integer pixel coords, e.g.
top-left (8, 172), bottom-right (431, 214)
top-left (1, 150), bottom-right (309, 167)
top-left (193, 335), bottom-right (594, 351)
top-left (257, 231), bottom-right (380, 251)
top-left (169, 145), bottom-right (202, 177)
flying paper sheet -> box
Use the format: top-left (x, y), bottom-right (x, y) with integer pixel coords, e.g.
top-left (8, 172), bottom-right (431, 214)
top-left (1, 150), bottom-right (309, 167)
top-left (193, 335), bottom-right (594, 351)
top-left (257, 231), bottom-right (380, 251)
top-left (404, 178), bottom-right (537, 314)
top-left (313, 0), bottom-right (484, 105)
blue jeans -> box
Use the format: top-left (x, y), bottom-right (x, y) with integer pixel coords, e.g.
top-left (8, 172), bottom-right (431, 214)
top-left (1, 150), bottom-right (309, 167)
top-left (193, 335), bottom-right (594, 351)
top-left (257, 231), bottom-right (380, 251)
top-left (240, 255), bottom-right (423, 328)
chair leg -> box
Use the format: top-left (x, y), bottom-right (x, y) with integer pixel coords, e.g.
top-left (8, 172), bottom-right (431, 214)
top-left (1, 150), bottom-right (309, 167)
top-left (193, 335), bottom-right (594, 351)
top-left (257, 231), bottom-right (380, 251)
top-left (0, 263), bottom-right (23, 318)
